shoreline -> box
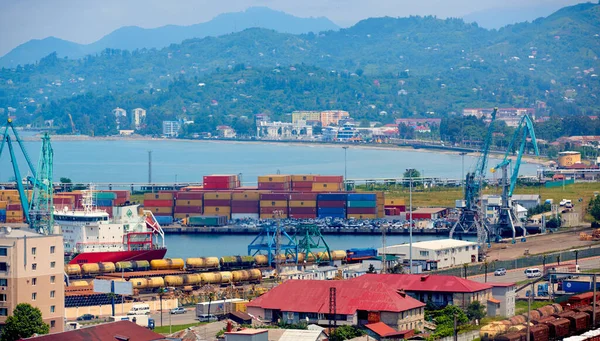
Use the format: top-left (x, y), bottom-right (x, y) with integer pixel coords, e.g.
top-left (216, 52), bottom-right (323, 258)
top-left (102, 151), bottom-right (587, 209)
top-left (26, 133), bottom-right (550, 167)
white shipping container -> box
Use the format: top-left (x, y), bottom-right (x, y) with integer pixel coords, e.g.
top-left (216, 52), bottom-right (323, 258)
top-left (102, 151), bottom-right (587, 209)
top-left (195, 298), bottom-right (244, 317)
top-left (488, 196), bottom-right (502, 206)
top-left (231, 213), bottom-right (260, 220)
top-left (455, 200), bottom-right (466, 208)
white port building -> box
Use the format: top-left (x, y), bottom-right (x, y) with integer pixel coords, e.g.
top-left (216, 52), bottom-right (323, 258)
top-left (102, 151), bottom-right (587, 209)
top-left (379, 239), bottom-right (478, 270)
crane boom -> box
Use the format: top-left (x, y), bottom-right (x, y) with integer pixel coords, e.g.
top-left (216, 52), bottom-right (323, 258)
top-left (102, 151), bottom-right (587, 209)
top-left (0, 119), bottom-right (37, 178)
top-left (475, 107), bottom-right (498, 179)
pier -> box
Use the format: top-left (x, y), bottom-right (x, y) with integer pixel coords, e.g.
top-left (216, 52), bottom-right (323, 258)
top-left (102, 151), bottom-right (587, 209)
top-left (160, 225), bottom-right (457, 236)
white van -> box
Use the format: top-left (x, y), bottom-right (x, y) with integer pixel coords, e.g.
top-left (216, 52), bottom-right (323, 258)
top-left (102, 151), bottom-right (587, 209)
top-left (525, 268), bottom-right (542, 278)
top-left (127, 304), bottom-right (150, 315)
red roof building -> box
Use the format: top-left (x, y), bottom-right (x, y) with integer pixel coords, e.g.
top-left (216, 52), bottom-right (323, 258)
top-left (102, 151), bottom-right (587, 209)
top-left (23, 321), bottom-right (165, 341)
top-left (349, 274), bottom-right (493, 310)
top-left (365, 322), bottom-right (415, 340)
top-left (247, 280), bottom-right (425, 331)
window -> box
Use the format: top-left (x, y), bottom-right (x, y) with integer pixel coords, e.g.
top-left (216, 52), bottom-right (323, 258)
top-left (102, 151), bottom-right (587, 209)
top-left (50, 246), bottom-right (55, 254)
top-left (0, 308), bottom-right (7, 316)
top-left (50, 320), bottom-right (55, 328)
top-left (0, 248), bottom-right (7, 256)
top-left (0, 279), bottom-right (6, 286)
top-left (287, 312), bottom-right (294, 320)
top-left (0, 294), bottom-right (5, 301)
top-left (31, 247), bottom-right (36, 255)
top-left (50, 290), bottom-right (55, 298)
top-left (50, 261), bottom-right (55, 268)
top-left (32, 278), bottom-right (37, 285)
top-left (32, 292), bottom-right (37, 300)
top-left (0, 263), bottom-right (7, 271)
top-left (419, 251), bottom-right (429, 257)
top-left (50, 276), bottom-right (55, 284)
top-left (50, 305), bottom-right (55, 313)
top-left (32, 263), bottom-right (37, 271)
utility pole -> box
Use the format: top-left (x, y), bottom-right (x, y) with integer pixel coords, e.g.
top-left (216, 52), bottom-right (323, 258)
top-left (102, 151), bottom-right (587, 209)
top-left (460, 152), bottom-right (467, 192)
top-left (409, 171), bottom-right (413, 274)
top-left (593, 274), bottom-right (597, 328)
top-left (526, 282), bottom-right (532, 341)
top-left (342, 146), bottom-right (348, 183)
top-left (381, 223), bottom-right (387, 274)
top-left (275, 210), bottom-right (283, 283)
top-left (453, 313), bottom-right (458, 341)
top-left (148, 151), bottom-right (152, 184)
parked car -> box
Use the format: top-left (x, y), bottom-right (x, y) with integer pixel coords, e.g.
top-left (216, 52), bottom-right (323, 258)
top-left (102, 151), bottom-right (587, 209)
top-left (170, 307), bottom-right (186, 315)
top-left (494, 268), bottom-right (507, 276)
top-left (525, 268), bottom-right (543, 278)
top-left (76, 314), bottom-right (95, 321)
top-left (198, 314), bottom-right (218, 322)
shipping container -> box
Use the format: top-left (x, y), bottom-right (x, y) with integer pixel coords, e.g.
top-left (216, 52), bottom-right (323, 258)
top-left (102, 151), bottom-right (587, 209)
top-left (232, 192), bottom-right (261, 201)
top-left (174, 213), bottom-right (201, 220)
top-left (144, 207), bottom-right (173, 214)
top-left (259, 193), bottom-right (289, 201)
top-left (143, 199), bottom-right (173, 207)
top-left (203, 199), bottom-right (231, 206)
top-left (174, 206), bottom-right (203, 214)
top-left (95, 199), bottom-right (114, 207)
top-left (94, 192), bottom-right (117, 200)
top-left (289, 201), bottom-right (317, 207)
top-left (289, 193), bottom-right (318, 201)
top-left (289, 214), bottom-right (317, 219)
top-left (347, 208), bottom-right (377, 214)
top-left (259, 200), bottom-right (288, 207)
top-left (312, 183), bottom-right (343, 192)
top-left (314, 175), bottom-right (343, 183)
top-left (291, 181), bottom-right (315, 189)
top-left (317, 193), bottom-right (348, 201)
top-left (144, 193), bottom-right (174, 200)
top-left (176, 199), bottom-right (203, 206)
top-left (347, 214), bottom-right (377, 219)
top-left (291, 175), bottom-right (316, 182)
top-left (258, 175), bottom-right (291, 183)
top-left (231, 206), bottom-right (260, 214)
top-left (385, 205), bottom-right (406, 213)
top-left (176, 192), bottom-right (204, 200)
top-left (231, 213), bottom-right (260, 220)
top-left (204, 174), bottom-right (238, 183)
top-left (154, 216), bottom-right (174, 225)
top-left (260, 213), bottom-right (288, 219)
top-left (258, 182), bottom-right (290, 191)
top-left (231, 201), bottom-right (259, 208)
top-left (204, 192), bottom-right (232, 200)
top-left (347, 201), bottom-right (377, 208)
top-left (7, 203), bottom-right (22, 211)
top-left (385, 198), bottom-right (406, 206)
top-left (347, 193), bottom-right (377, 201)
top-left (289, 207), bottom-right (317, 214)
top-left (187, 215), bottom-right (228, 226)
top-left (203, 207), bottom-right (231, 215)
top-left (317, 201), bottom-right (346, 208)
top-left (260, 207), bottom-right (289, 214)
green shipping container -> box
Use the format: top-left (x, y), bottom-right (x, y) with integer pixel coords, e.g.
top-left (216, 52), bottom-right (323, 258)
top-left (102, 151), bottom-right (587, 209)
top-left (188, 215), bottom-right (227, 227)
top-left (94, 192), bottom-right (117, 200)
top-left (347, 201), bottom-right (377, 208)
top-left (545, 178), bottom-right (575, 188)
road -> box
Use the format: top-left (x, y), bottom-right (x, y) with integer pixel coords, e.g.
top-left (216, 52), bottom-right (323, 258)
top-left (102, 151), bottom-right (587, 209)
top-left (151, 306), bottom-right (197, 327)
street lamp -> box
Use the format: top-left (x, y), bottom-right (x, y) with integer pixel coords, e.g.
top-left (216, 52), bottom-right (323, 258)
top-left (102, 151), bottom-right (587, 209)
top-left (342, 146), bottom-right (349, 182)
top-left (459, 152), bottom-right (467, 192)
top-left (407, 169), bottom-right (414, 274)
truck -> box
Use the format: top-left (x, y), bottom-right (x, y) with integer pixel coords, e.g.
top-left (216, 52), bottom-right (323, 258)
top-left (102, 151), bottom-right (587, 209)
top-left (561, 280), bottom-right (600, 293)
top-left (195, 298), bottom-right (244, 318)
top-left (546, 264), bottom-right (580, 283)
top-left (110, 315), bottom-right (155, 330)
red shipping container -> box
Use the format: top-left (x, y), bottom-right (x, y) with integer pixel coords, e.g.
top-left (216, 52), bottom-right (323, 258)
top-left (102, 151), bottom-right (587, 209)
top-left (111, 190), bottom-right (131, 199)
top-left (7, 203), bottom-right (22, 211)
top-left (260, 207), bottom-right (289, 214)
top-left (385, 207), bottom-right (400, 216)
top-left (53, 197), bottom-right (74, 204)
top-left (152, 212), bottom-right (173, 217)
top-left (289, 207), bottom-right (317, 214)
top-left (113, 198), bottom-right (128, 206)
top-left (317, 201), bottom-right (346, 208)
top-left (158, 190), bottom-right (179, 195)
top-left (385, 205), bottom-right (406, 212)
top-left (292, 181), bottom-right (314, 187)
top-left (98, 206), bottom-right (113, 217)
top-left (289, 214), bottom-right (316, 219)
top-left (204, 175), bottom-right (237, 183)
top-left (289, 192), bottom-right (318, 200)
top-left (258, 182), bottom-right (290, 190)
top-left (347, 207), bottom-right (377, 214)
top-left (259, 193), bottom-right (289, 200)
top-left (314, 175), bottom-right (344, 183)
top-left (203, 182), bottom-right (236, 190)
top-left (232, 206), bottom-right (260, 214)
top-left (174, 206), bottom-right (203, 214)
top-left (143, 200), bottom-right (173, 207)
top-left (231, 201), bottom-right (259, 208)
top-left (176, 192), bottom-right (204, 200)
top-left (204, 199), bottom-right (231, 206)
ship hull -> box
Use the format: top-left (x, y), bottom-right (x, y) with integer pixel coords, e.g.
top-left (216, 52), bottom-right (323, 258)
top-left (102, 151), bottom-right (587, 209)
top-left (68, 248), bottom-right (167, 265)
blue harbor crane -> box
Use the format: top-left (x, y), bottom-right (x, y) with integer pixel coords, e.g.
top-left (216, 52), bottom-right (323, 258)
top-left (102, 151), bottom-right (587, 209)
top-left (450, 108), bottom-right (497, 257)
top-left (490, 114), bottom-right (539, 243)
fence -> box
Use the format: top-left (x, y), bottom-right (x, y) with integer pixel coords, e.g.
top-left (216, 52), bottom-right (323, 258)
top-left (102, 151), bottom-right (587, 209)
top-left (433, 246), bottom-right (600, 278)
top-left (438, 330), bottom-right (479, 341)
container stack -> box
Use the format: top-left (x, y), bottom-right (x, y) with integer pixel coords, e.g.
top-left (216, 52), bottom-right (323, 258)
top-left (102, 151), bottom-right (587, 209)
top-left (0, 200), bottom-right (6, 223)
top-left (384, 198), bottom-right (406, 216)
top-left (174, 191), bottom-right (204, 222)
top-left (203, 192), bottom-right (231, 219)
top-left (312, 176), bottom-right (344, 192)
top-left (259, 193), bottom-right (289, 219)
top-left (291, 175), bottom-right (316, 192)
top-left (288, 192), bottom-right (317, 219)
top-left (143, 192), bottom-right (174, 218)
top-left (375, 191), bottom-right (385, 218)
top-left (231, 192), bottom-right (260, 220)
top-left (94, 192), bottom-right (116, 216)
top-left (347, 193), bottom-right (377, 219)
top-left (203, 175), bottom-right (239, 190)
top-left (257, 175), bottom-right (291, 191)
top-left (107, 190), bottom-right (131, 206)
top-left (6, 203), bottom-right (23, 223)
top-left (317, 193), bottom-right (347, 219)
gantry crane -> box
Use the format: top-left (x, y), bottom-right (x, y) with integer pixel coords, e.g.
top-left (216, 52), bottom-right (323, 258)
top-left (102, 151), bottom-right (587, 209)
top-left (450, 108), bottom-right (497, 258)
top-left (489, 114), bottom-right (539, 243)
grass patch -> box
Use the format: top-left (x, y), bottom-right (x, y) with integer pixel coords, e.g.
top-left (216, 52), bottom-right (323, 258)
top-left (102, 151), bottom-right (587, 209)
top-left (515, 300), bottom-right (553, 315)
top-left (154, 322), bottom-right (204, 335)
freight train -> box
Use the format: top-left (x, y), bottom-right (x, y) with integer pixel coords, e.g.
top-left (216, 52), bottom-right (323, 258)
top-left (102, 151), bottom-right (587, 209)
top-left (480, 293), bottom-right (600, 341)
top-left (65, 250), bottom-right (349, 278)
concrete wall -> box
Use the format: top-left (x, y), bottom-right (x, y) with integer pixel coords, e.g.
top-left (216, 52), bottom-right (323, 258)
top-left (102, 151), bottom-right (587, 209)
top-left (491, 286), bottom-right (516, 318)
top-left (64, 298), bottom-right (178, 319)
top-left (438, 330), bottom-right (479, 341)
top-left (451, 289), bottom-right (492, 310)
top-left (381, 307), bottom-right (424, 331)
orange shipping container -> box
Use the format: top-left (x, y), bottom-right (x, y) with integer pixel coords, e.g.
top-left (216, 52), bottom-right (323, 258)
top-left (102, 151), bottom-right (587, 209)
top-left (385, 199), bottom-right (405, 206)
top-left (257, 175), bottom-right (291, 183)
top-left (0, 201), bottom-right (6, 209)
top-left (312, 183), bottom-right (342, 192)
top-left (204, 192), bottom-right (232, 200)
top-left (259, 200), bottom-right (288, 207)
top-left (146, 207), bottom-right (173, 214)
top-left (176, 200), bottom-right (203, 206)
top-left (348, 214), bottom-right (377, 219)
top-left (144, 193), bottom-right (174, 200)
top-left (314, 175), bottom-right (344, 183)
top-left (174, 213), bottom-right (203, 219)
top-left (260, 213), bottom-right (288, 219)
top-left (232, 192), bottom-right (261, 201)
top-left (289, 201), bottom-right (317, 208)
top-left (203, 206), bottom-right (231, 215)
top-left (7, 211), bottom-right (23, 217)
top-left (291, 175), bottom-right (316, 182)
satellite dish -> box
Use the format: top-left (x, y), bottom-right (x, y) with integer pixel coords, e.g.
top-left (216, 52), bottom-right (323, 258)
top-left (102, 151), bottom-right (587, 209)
top-left (63, 206), bottom-right (69, 212)
top-left (6, 227), bottom-right (12, 234)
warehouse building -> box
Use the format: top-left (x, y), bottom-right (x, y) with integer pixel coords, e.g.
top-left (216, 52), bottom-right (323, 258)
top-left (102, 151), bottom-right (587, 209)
top-left (247, 280), bottom-right (426, 331)
top-left (487, 282), bottom-right (517, 318)
top-left (379, 239), bottom-right (478, 269)
top-left (409, 207), bottom-right (449, 220)
top-left (350, 274), bottom-right (493, 311)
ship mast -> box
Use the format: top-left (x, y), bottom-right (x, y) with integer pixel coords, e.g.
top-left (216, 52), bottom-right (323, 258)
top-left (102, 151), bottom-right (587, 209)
top-left (82, 184), bottom-right (96, 214)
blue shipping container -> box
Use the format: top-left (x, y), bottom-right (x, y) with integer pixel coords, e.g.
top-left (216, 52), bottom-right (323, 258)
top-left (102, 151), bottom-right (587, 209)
top-left (317, 193), bottom-right (348, 201)
top-left (95, 199), bottom-right (114, 207)
top-left (562, 280), bottom-right (600, 293)
top-left (318, 213), bottom-right (346, 219)
top-left (155, 216), bottom-right (174, 225)
top-left (0, 209), bottom-right (6, 215)
top-left (318, 207), bottom-right (346, 214)
top-left (346, 248), bottom-right (378, 260)
top-left (347, 201), bottom-right (377, 208)
top-left (347, 193), bottom-right (377, 201)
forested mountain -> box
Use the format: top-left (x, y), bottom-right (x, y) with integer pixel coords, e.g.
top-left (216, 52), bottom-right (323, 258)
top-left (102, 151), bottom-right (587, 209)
top-left (0, 3), bottom-right (598, 137)
top-left (0, 7), bottom-right (339, 68)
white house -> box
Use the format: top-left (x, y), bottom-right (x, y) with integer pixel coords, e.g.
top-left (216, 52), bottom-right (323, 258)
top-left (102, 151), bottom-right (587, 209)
top-left (487, 282), bottom-right (517, 318)
top-left (379, 239), bottom-right (478, 270)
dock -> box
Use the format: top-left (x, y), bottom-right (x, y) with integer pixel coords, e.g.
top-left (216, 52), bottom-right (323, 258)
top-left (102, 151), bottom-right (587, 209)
top-left (161, 225), bottom-right (458, 235)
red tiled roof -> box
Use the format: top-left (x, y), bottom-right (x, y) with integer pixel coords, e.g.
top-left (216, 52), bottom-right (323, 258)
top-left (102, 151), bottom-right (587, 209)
top-left (23, 321), bottom-right (164, 341)
top-left (349, 274), bottom-right (492, 293)
top-left (365, 322), bottom-right (405, 337)
top-left (488, 298), bottom-right (501, 304)
top-left (248, 280), bottom-right (424, 314)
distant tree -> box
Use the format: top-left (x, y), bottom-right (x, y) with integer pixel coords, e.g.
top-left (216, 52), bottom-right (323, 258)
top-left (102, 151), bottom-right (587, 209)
top-left (0, 304), bottom-right (49, 341)
top-left (59, 177), bottom-right (72, 184)
top-left (546, 217), bottom-right (562, 229)
top-left (467, 301), bottom-right (486, 321)
top-left (403, 169), bottom-right (421, 178)
top-left (589, 195), bottom-right (600, 221)
top-left (329, 325), bottom-right (365, 341)
top-left (366, 264), bottom-right (376, 274)
top-left (429, 304), bottom-right (469, 339)
top-left (398, 123), bottom-right (415, 139)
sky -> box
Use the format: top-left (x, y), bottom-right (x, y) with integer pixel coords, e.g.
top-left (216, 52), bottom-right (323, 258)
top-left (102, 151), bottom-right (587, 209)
top-left (0, 0), bottom-right (586, 56)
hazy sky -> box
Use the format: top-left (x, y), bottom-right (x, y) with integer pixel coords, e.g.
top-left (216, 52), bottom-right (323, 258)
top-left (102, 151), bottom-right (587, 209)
top-left (0, 0), bottom-right (585, 56)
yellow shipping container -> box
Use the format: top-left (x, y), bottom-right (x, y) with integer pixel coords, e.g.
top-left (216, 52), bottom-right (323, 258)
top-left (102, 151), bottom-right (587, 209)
top-left (260, 213), bottom-right (288, 219)
top-left (259, 200), bottom-right (288, 207)
top-left (203, 192), bottom-right (232, 200)
top-left (233, 301), bottom-right (249, 312)
top-left (288, 201), bottom-right (317, 207)
top-left (258, 175), bottom-right (291, 183)
top-left (312, 183), bottom-right (342, 192)
top-left (146, 207), bottom-right (173, 214)
top-left (203, 206), bottom-right (231, 214)
top-left (291, 175), bottom-right (316, 182)
top-left (347, 214), bottom-right (377, 219)
top-left (144, 193), bottom-right (174, 200)
top-left (4, 195), bottom-right (21, 202)
top-left (384, 199), bottom-right (405, 206)
top-left (232, 192), bottom-right (260, 201)
top-left (176, 199), bottom-right (203, 206)
top-left (7, 211), bottom-right (23, 217)
top-left (174, 213), bottom-right (203, 219)
top-left (0, 201), bottom-right (7, 209)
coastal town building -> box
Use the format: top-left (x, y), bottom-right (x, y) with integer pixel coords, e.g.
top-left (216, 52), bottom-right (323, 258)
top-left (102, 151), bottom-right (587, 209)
top-left (24, 321), bottom-right (163, 341)
top-left (379, 239), bottom-right (478, 270)
top-left (131, 108), bottom-right (146, 130)
top-left (292, 111), bottom-right (321, 125)
top-left (320, 110), bottom-right (349, 127)
top-left (256, 121), bottom-right (312, 139)
top-left (487, 282), bottom-right (517, 318)
top-left (162, 120), bottom-right (181, 137)
top-left (462, 108), bottom-right (536, 127)
top-left (0, 228), bottom-right (65, 332)
top-left (217, 125), bottom-right (237, 138)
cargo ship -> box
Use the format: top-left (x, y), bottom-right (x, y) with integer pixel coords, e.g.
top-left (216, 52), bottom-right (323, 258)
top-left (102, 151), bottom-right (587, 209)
top-left (56, 188), bottom-right (167, 265)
